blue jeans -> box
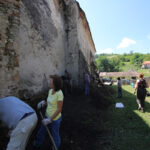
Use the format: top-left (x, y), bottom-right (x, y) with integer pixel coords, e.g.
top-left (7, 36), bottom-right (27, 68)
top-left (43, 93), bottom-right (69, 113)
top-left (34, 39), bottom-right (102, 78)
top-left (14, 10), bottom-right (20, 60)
top-left (118, 87), bottom-right (122, 98)
top-left (34, 116), bottom-right (62, 149)
top-left (85, 83), bottom-right (90, 95)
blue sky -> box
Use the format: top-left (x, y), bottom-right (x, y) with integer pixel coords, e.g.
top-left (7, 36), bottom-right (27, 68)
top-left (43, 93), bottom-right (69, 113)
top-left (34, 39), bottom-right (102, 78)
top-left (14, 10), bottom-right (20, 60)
top-left (77, 0), bottom-right (150, 54)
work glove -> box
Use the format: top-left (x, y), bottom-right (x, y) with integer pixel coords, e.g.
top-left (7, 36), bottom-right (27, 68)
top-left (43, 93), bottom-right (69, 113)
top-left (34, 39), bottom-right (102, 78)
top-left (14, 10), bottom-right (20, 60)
top-left (42, 118), bottom-right (52, 125)
top-left (37, 100), bottom-right (46, 109)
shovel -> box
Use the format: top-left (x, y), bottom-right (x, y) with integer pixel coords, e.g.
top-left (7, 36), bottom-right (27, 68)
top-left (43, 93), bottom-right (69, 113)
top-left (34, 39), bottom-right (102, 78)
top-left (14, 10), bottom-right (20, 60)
top-left (39, 111), bottom-right (58, 150)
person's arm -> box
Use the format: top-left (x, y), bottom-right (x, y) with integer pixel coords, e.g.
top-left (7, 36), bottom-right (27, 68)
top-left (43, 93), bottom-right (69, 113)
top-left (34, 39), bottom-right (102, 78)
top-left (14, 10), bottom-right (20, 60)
top-left (50, 101), bottom-right (63, 121)
top-left (42, 100), bottom-right (63, 125)
top-left (37, 100), bottom-right (47, 109)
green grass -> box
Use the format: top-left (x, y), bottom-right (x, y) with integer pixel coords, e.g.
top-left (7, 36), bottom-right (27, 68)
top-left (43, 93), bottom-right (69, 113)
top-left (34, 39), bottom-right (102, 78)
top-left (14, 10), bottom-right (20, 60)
top-left (120, 63), bottom-right (150, 77)
top-left (120, 62), bottom-right (138, 71)
top-left (99, 85), bottom-right (150, 150)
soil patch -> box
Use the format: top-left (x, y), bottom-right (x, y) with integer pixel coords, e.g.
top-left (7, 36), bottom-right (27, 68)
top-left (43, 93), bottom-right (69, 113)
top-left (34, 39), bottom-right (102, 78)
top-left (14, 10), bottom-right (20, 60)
top-left (0, 86), bottom-right (114, 150)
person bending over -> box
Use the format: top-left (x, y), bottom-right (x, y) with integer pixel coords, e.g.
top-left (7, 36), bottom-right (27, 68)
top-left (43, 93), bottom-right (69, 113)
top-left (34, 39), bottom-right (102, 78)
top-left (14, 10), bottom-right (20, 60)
top-left (0, 96), bottom-right (38, 150)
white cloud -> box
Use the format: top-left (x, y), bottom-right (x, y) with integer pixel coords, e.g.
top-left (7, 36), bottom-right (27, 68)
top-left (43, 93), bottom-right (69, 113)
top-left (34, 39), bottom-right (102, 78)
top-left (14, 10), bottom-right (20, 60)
top-left (117, 37), bottom-right (136, 49)
top-left (147, 35), bottom-right (150, 40)
top-left (96, 48), bottom-right (114, 54)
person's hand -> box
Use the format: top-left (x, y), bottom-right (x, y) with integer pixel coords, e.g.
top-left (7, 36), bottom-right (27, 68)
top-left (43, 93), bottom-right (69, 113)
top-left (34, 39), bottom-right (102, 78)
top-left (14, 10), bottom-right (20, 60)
top-left (42, 118), bottom-right (52, 125)
top-left (134, 91), bottom-right (136, 95)
top-left (37, 100), bottom-right (46, 109)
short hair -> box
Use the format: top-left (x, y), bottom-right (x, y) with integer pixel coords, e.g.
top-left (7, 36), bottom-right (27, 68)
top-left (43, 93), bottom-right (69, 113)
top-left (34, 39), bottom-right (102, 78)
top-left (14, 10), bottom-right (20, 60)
top-left (117, 77), bottom-right (120, 80)
top-left (138, 73), bottom-right (144, 78)
top-left (49, 75), bottom-right (63, 91)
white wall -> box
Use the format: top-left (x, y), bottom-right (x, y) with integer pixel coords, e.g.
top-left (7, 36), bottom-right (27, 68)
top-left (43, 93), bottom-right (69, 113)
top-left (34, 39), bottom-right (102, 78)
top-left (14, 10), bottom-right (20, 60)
top-left (0, 0), bottom-right (96, 97)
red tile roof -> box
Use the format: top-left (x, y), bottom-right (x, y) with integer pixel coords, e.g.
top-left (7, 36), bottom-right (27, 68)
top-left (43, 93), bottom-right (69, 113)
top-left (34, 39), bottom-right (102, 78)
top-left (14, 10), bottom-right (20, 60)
top-left (142, 61), bottom-right (150, 65)
top-left (99, 72), bottom-right (139, 77)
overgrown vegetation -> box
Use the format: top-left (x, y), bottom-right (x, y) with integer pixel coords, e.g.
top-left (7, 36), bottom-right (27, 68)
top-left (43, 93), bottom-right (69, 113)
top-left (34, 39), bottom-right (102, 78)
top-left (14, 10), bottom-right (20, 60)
top-left (95, 53), bottom-right (150, 72)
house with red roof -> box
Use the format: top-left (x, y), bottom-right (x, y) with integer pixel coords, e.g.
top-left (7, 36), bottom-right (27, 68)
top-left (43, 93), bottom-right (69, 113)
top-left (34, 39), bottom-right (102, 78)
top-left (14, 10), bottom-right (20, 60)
top-left (142, 61), bottom-right (150, 69)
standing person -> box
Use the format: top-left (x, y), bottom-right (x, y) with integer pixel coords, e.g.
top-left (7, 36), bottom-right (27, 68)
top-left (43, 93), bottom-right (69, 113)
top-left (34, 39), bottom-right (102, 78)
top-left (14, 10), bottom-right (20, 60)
top-left (110, 77), bottom-right (113, 86)
top-left (84, 73), bottom-right (90, 95)
top-left (0, 96), bottom-right (38, 150)
top-left (117, 77), bottom-right (122, 98)
top-left (131, 82), bottom-right (134, 88)
top-left (64, 70), bottom-right (72, 95)
top-left (134, 73), bottom-right (147, 112)
top-left (34, 75), bottom-right (64, 150)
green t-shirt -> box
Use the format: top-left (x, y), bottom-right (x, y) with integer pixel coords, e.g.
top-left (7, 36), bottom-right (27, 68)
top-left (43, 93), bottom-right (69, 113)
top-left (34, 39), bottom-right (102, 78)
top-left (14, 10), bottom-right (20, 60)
top-left (46, 89), bottom-right (64, 120)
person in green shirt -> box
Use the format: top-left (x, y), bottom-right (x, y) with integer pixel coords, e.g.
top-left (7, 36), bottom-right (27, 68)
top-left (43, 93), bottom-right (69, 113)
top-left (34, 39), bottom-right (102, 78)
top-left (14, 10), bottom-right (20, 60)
top-left (34, 75), bottom-right (64, 150)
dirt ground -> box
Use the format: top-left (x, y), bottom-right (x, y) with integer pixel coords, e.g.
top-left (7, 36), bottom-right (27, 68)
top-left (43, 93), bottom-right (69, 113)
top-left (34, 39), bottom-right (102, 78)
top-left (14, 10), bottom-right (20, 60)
top-left (0, 86), bottom-right (114, 150)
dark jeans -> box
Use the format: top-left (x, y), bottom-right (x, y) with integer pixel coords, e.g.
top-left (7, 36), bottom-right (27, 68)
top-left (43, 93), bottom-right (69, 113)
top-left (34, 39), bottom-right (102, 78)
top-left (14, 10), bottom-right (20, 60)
top-left (85, 82), bottom-right (90, 95)
top-left (34, 116), bottom-right (62, 149)
top-left (118, 87), bottom-right (122, 98)
top-left (137, 98), bottom-right (145, 108)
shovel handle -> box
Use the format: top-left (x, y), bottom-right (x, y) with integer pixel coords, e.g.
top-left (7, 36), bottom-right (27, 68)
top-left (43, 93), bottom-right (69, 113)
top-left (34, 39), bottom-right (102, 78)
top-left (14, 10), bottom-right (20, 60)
top-left (39, 111), bottom-right (58, 150)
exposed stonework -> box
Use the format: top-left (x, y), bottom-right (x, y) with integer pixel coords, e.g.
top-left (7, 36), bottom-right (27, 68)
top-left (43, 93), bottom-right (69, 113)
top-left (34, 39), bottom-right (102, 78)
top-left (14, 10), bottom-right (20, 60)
top-left (0, 0), bottom-right (20, 97)
top-left (0, 0), bottom-right (96, 98)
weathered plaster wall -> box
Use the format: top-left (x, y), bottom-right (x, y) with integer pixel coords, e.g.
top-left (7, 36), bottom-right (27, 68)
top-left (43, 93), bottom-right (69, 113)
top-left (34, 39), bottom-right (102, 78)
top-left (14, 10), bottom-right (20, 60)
top-left (18, 0), bottom-right (66, 95)
top-left (0, 0), bottom-right (96, 97)
top-left (62, 0), bottom-right (96, 87)
top-left (77, 3), bottom-right (96, 85)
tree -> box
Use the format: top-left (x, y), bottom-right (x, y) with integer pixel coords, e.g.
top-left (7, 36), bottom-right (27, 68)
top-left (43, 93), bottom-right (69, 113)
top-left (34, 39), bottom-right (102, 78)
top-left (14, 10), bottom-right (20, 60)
top-left (96, 56), bottom-right (120, 72)
top-left (130, 53), bottom-right (144, 68)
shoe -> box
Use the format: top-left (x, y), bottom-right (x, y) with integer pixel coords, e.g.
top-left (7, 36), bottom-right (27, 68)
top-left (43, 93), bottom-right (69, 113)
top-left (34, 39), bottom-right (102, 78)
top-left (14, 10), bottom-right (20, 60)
top-left (141, 108), bottom-right (145, 113)
top-left (138, 107), bottom-right (141, 110)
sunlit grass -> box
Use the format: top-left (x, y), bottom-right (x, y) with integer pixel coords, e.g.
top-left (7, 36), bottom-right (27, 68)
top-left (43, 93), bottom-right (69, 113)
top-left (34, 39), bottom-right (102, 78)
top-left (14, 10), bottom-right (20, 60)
top-left (121, 62), bottom-right (137, 71)
top-left (123, 85), bottom-right (150, 125)
top-left (100, 85), bottom-right (150, 150)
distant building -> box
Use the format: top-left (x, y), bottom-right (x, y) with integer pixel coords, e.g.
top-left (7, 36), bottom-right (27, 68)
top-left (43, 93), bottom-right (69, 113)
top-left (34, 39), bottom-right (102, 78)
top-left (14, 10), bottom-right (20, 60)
top-left (99, 72), bottom-right (138, 78)
top-left (142, 61), bottom-right (150, 69)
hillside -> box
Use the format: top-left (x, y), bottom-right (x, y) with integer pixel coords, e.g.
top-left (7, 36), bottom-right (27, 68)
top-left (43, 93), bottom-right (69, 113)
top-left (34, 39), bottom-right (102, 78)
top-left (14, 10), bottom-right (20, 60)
top-left (95, 53), bottom-right (150, 74)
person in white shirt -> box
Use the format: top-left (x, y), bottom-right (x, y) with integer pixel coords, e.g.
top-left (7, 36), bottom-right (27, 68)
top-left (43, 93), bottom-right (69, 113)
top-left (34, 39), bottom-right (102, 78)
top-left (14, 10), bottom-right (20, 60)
top-left (0, 96), bottom-right (38, 150)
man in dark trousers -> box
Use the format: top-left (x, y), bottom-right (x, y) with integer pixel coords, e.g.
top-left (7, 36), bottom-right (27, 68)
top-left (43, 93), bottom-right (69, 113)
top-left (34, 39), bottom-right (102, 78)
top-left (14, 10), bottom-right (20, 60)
top-left (0, 96), bottom-right (38, 150)
top-left (64, 70), bottom-right (72, 95)
top-left (117, 77), bottom-right (122, 98)
top-left (84, 73), bottom-right (90, 95)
